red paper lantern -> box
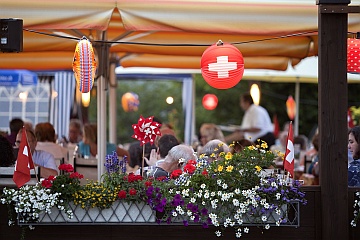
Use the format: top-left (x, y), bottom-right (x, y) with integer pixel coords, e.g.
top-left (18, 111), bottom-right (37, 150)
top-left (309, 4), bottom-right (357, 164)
top-left (286, 96), bottom-right (296, 120)
top-left (201, 40), bottom-right (244, 89)
top-left (202, 94), bottom-right (218, 110)
top-left (347, 38), bottom-right (360, 73)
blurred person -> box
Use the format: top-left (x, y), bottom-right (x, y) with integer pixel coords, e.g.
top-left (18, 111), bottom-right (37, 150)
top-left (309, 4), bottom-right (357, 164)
top-left (6, 118), bottom-right (24, 146)
top-left (196, 123), bottom-right (225, 153)
top-left (68, 119), bottom-right (83, 144)
top-left (145, 134), bottom-right (180, 166)
top-left (225, 93), bottom-right (275, 148)
top-left (151, 144), bottom-right (196, 179)
top-left (348, 126), bottom-right (360, 186)
top-left (16, 128), bottom-right (58, 178)
top-left (270, 131), bottom-right (288, 168)
top-left (0, 135), bottom-right (15, 167)
top-left (199, 139), bottom-right (230, 163)
top-left (77, 123), bottom-right (129, 159)
top-left (35, 122), bottom-right (69, 163)
top-left (128, 142), bottom-right (156, 172)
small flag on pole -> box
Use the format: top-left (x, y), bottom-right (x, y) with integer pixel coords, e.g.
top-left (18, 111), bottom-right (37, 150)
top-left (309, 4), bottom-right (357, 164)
top-left (13, 127), bottom-right (35, 188)
top-left (284, 121), bottom-right (294, 178)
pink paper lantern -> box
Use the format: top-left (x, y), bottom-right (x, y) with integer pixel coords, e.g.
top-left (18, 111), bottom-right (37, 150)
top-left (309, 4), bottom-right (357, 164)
top-left (201, 41), bottom-right (244, 89)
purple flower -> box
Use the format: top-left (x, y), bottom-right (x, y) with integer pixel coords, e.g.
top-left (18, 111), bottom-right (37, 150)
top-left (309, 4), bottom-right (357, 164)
top-left (201, 208), bottom-right (208, 216)
top-left (183, 220), bottom-right (189, 226)
top-left (202, 222), bottom-right (209, 228)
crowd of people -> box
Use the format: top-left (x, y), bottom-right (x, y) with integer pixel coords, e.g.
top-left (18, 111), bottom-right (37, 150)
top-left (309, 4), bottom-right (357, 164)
top-left (0, 91), bottom-right (358, 187)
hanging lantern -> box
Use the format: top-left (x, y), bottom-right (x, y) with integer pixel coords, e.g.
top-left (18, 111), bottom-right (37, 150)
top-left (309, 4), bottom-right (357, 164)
top-left (347, 37), bottom-right (360, 74)
top-left (122, 92), bottom-right (140, 112)
top-left (201, 40), bottom-right (244, 89)
top-left (286, 95), bottom-right (296, 120)
top-left (73, 36), bottom-right (97, 93)
top-left (250, 83), bottom-right (260, 105)
top-left (202, 94), bottom-right (218, 110)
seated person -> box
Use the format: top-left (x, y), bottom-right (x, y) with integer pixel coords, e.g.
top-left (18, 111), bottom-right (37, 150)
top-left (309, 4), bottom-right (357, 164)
top-left (145, 134), bottom-right (180, 167)
top-left (151, 144), bottom-right (196, 179)
top-left (77, 123), bottom-right (130, 159)
top-left (127, 141), bottom-right (156, 173)
top-left (0, 135), bottom-right (15, 167)
top-left (34, 122), bottom-right (69, 163)
top-left (16, 128), bottom-right (58, 178)
top-left (199, 139), bottom-right (230, 163)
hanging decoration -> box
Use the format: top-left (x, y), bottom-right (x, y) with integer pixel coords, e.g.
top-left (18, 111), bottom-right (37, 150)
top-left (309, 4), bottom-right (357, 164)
top-left (72, 36), bottom-right (97, 93)
top-left (201, 40), bottom-right (244, 89)
top-left (202, 94), bottom-right (218, 110)
top-left (348, 108), bottom-right (355, 128)
top-left (132, 115), bottom-right (162, 146)
top-left (348, 37), bottom-right (360, 74)
top-left (122, 92), bottom-right (140, 112)
top-left (286, 96), bottom-right (296, 120)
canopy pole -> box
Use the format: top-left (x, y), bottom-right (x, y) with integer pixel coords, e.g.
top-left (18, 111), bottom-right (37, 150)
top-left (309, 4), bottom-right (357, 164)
top-left (294, 79), bottom-right (300, 136)
top-left (109, 54), bottom-right (117, 145)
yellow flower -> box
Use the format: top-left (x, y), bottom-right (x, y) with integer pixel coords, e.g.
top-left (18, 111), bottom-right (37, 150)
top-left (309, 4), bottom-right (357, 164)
top-left (261, 142), bottom-right (268, 149)
top-left (255, 166), bottom-right (262, 172)
top-left (210, 153), bottom-right (216, 158)
top-left (229, 143), bottom-right (235, 148)
top-left (226, 165), bottom-right (234, 172)
top-left (218, 165), bottom-right (224, 172)
top-left (248, 145), bottom-right (256, 150)
top-left (225, 152), bottom-right (232, 160)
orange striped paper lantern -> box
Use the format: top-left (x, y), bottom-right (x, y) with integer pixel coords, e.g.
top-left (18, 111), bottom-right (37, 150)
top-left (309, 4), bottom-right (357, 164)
top-left (347, 38), bottom-right (360, 74)
top-left (201, 40), bottom-right (244, 89)
top-left (73, 37), bottom-right (97, 93)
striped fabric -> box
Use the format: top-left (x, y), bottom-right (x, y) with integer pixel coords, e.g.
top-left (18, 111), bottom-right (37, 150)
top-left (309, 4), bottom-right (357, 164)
top-left (50, 72), bottom-right (76, 142)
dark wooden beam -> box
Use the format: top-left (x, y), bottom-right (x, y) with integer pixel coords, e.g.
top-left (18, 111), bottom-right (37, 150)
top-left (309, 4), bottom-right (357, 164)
top-left (318, 3), bottom-right (349, 240)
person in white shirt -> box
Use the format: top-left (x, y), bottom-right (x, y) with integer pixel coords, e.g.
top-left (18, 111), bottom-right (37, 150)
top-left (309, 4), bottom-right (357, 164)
top-left (225, 93), bottom-right (275, 148)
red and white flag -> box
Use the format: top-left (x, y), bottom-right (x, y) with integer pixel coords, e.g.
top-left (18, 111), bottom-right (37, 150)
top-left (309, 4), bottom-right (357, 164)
top-left (13, 127), bottom-right (35, 188)
top-left (348, 109), bottom-right (355, 129)
top-left (283, 122), bottom-right (294, 178)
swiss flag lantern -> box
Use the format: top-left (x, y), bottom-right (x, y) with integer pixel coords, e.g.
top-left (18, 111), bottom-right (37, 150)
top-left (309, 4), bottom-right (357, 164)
top-left (201, 40), bottom-right (244, 89)
top-left (347, 38), bottom-right (360, 74)
top-left (202, 94), bottom-right (218, 110)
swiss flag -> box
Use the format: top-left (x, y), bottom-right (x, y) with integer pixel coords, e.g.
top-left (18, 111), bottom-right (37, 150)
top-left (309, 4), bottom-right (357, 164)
top-left (283, 122), bottom-right (294, 178)
top-left (13, 127), bottom-right (35, 188)
top-left (348, 109), bottom-right (355, 129)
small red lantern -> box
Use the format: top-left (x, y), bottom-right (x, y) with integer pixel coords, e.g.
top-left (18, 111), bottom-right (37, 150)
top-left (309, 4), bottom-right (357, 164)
top-left (347, 37), bottom-right (360, 74)
top-left (201, 40), bottom-right (244, 89)
top-left (202, 94), bottom-right (218, 110)
top-left (122, 92), bottom-right (140, 112)
top-left (286, 96), bottom-right (296, 120)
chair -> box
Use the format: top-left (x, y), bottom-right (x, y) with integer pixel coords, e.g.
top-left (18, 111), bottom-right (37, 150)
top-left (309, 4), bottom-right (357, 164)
top-left (73, 156), bottom-right (98, 185)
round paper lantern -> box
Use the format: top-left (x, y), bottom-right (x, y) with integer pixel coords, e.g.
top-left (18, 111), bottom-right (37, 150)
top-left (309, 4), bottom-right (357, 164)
top-left (73, 36), bottom-right (97, 93)
top-left (122, 92), bottom-right (140, 112)
top-left (347, 38), bottom-right (360, 73)
top-left (202, 94), bottom-right (218, 110)
top-left (201, 40), bottom-right (244, 89)
top-left (286, 95), bottom-right (296, 120)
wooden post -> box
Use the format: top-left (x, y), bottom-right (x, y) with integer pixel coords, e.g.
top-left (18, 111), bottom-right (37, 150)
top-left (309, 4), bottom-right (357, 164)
top-left (318, 3), bottom-right (349, 240)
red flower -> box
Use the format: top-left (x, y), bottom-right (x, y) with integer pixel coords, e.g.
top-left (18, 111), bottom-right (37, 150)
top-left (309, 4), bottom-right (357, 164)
top-left (183, 163), bottom-right (196, 174)
top-left (47, 175), bottom-right (56, 181)
top-left (118, 190), bottom-right (127, 199)
top-left (129, 188), bottom-right (137, 196)
top-left (156, 176), bottom-right (167, 181)
top-left (170, 169), bottom-right (183, 179)
top-left (202, 169), bottom-right (208, 176)
top-left (41, 179), bottom-right (53, 188)
top-left (59, 164), bottom-right (74, 173)
top-left (145, 181), bottom-right (152, 187)
top-left (70, 172), bottom-right (84, 179)
top-left (128, 173), bottom-right (143, 182)
top-left (187, 159), bottom-right (197, 165)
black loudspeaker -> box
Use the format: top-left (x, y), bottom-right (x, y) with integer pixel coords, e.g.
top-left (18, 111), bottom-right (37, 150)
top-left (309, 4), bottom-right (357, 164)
top-left (0, 19), bottom-right (23, 53)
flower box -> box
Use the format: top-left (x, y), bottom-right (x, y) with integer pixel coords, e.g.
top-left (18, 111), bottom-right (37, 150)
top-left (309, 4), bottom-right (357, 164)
top-left (21, 201), bottom-right (155, 225)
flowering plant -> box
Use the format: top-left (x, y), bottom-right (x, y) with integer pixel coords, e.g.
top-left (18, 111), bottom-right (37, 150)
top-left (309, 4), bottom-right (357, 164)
top-left (351, 191), bottom-right (360, 227)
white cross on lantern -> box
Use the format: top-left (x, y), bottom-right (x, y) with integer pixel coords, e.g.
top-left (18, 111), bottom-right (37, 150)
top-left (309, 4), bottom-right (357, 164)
top-left (208, 56), bottom-right (237, 78)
